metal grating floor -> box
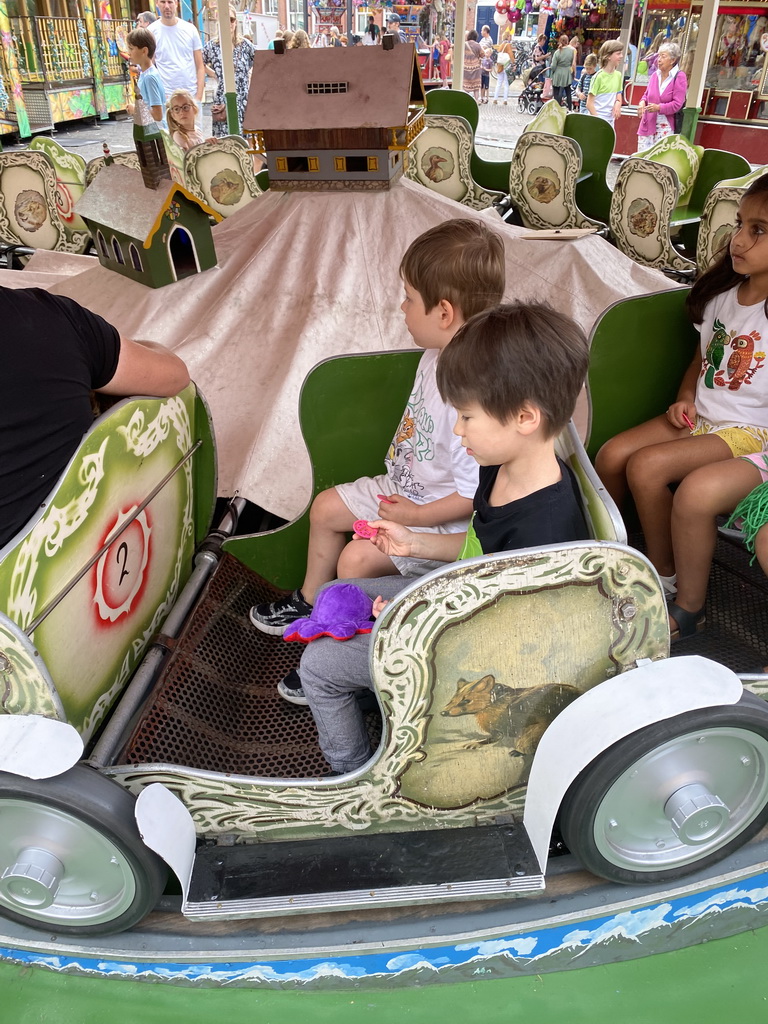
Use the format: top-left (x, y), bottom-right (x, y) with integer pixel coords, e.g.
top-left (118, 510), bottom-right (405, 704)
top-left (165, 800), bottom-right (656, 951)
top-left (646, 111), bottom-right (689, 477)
top-left (120, 554), bottom-right (380, 779)
top-left (628, 531), bottom-right (768, 672)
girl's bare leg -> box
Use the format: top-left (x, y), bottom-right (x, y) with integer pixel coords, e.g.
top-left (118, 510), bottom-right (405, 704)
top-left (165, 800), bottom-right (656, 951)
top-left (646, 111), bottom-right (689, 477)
top-left (671, 459), bottom-right (763, 620)
top-left (626, 434), bottom-right (732, 576)
top-left (594, 415), bottom-right (688, 508)
top-left (302, 488), bottom-right (358, 604)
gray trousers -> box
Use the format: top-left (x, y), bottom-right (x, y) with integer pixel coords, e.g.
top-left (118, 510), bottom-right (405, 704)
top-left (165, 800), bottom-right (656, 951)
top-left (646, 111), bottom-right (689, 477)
top-left (299, 576), bottom-right (410, 773)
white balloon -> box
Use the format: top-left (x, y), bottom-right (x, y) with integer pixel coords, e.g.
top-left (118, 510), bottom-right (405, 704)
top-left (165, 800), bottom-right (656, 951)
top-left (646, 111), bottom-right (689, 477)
top-left (493, 10), bottom-right (507, 25)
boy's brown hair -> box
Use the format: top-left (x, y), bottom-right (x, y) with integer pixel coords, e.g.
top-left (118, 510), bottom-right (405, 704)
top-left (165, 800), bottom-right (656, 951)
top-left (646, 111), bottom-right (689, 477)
top-left (127, 26), bottom-right (156, 58)
top-left (436, 301), bottom-right (589, 438)
top-left (399, 218), bottom-right (505, 321)
top-left (584, 53), bottom-right (598, 70)
top-left (598, 39), bottom-right (622, 68)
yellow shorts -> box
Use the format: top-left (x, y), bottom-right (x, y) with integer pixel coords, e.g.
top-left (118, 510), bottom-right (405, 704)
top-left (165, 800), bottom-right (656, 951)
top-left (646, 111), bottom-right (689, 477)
top-left (691, 418), bottom-right (768, 458)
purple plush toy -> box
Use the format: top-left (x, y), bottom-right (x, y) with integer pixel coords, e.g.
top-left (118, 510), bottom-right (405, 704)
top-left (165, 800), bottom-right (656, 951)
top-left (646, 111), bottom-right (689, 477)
top-left (283, 583), bottom-right (374, 644)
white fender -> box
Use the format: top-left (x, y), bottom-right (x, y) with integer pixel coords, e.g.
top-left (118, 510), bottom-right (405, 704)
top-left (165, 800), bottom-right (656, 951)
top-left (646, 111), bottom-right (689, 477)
top-left (524, 656), bottom-right (744, 873)
top-left (0, 715), bottom-right (83, 779)
top-left (135, 782), bottom-right (196, 899)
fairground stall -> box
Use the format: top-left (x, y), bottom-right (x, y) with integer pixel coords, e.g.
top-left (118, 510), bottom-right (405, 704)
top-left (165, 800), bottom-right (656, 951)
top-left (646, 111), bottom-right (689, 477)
top-left (619, 0), bottom-right (768, 162)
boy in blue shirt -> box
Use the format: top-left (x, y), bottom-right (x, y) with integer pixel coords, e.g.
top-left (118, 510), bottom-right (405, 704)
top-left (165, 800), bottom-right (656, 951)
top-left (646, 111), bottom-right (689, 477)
top-left (298, 301), bottom-right (592, 775)
top-left (126, 27), bottom-right (167, 132)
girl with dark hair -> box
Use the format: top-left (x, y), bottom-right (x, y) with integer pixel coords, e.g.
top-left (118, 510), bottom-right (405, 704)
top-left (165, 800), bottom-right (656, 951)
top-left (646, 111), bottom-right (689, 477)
top-left (596, 174), bottom-right (768, 638)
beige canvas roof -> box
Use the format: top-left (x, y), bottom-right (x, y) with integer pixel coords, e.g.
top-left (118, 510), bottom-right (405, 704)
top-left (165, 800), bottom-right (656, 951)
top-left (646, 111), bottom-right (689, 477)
top-left (243, 44), bottom-right (424, 133)
top-left (9, 180), bottom-right (672, 523)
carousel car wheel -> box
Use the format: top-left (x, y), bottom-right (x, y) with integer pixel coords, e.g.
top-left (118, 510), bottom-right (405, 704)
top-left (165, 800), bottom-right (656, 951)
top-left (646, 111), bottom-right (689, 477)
top-left (0, 764), bottom-right (167, 935)
top-left (558, 691), bottom-right (768, 885)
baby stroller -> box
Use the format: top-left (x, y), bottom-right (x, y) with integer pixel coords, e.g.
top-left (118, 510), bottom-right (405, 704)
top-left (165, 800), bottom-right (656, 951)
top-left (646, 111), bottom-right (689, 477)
top-left (517, 62), bottom-right (547, 114)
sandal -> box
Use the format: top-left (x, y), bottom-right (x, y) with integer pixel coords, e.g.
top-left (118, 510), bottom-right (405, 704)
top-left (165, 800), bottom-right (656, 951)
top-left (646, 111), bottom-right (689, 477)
top-left (668, 602), bottom-right (706, 643)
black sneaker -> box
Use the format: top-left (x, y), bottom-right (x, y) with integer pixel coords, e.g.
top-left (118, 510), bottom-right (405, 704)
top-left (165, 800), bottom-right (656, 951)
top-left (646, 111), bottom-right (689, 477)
top-left (249, 590), bottom-right (312, 635)
top-left (277, 669), bottom-right (308, 705)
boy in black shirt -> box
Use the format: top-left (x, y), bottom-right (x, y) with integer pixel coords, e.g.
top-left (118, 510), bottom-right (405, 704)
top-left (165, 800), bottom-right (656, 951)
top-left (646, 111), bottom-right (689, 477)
top-left (296, 301), bottom-right (591, 775)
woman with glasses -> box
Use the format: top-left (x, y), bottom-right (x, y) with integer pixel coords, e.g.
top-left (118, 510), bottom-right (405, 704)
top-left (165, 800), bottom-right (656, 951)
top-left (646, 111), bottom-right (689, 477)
top-left (202, 5), bottom-right (256, 138)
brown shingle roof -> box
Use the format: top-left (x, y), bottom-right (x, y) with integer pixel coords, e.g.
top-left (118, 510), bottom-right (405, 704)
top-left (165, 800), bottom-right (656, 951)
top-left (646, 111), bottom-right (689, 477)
top-left (243, 44), bottom-right (424, 133)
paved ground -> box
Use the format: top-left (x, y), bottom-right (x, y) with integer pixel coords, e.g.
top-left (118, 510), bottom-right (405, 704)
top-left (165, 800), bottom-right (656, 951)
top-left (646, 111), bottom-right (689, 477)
top-left (2, 91), bottom-right (621, 185)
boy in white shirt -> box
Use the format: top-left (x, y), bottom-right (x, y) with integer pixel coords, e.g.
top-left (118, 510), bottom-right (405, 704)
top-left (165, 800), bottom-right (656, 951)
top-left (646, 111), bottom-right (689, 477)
top-left (250, 218), bottom-right (506, 637)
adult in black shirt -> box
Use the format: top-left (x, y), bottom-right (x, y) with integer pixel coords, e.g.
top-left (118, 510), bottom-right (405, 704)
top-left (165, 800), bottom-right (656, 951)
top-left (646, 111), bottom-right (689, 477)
top-left (0, 286), bottom-right (190, 549)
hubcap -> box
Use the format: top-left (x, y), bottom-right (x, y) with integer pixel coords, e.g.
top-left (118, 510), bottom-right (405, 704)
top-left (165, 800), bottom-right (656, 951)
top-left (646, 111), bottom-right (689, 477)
top-left (0, 847), bottom-right (64, 908)
top-left (0, 799), bottom-right (136, 925)
top-left (594, 727), bottom-right (768, 872)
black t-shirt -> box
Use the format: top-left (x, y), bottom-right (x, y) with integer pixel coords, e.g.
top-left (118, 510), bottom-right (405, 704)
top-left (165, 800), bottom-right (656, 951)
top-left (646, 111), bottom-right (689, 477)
top-left (472, 457), bottom-right (590, 554)
top-left (0, 287), bottom-right (120, 548)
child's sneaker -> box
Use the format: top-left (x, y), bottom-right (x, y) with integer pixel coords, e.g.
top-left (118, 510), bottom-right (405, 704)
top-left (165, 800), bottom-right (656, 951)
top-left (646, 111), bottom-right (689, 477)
top-left (249, 590), bottom-right (312, 634)
top-left (277, 669), bottom-right (308, 705)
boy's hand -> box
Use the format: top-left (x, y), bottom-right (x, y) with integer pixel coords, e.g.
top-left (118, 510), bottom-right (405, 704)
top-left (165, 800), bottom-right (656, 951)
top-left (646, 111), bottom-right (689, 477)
top-left (372, 596), bottom-right (389, 619)
top-left (368, 519), bottom-right (416, 557)
top-left (377, 494), bottom-right (424, 525)
top-left (666, 401), bottom-right (697, 430)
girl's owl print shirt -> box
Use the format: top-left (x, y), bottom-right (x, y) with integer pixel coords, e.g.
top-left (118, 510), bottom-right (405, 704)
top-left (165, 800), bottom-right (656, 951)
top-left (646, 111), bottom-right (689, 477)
top-left (696, 288), bottom-right (768, 427)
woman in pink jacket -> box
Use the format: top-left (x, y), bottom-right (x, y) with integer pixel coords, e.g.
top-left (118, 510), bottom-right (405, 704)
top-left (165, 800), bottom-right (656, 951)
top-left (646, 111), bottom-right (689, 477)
top-left (636, 41), bottom-right (687, 151)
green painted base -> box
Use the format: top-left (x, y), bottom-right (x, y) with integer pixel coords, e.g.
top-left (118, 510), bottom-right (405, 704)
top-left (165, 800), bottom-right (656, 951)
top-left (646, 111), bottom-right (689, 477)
top-left (1, 926), bottom-right (767, 1024)
top-left (680, 105), bottom-right (699, 143)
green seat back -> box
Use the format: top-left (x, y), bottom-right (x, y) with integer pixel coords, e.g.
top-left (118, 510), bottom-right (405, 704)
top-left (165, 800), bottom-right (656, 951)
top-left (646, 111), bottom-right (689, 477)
top-left (425, 88), bottom-right (479, 133)
top-left (685, 148), bottom-right (750, 216)
top-left (563, 111), bottom-right (614, 224)
top-left (424, 87), bottom-right (510, 194)
top-left (585, 289), bottom-right (698, 461)
top-left (638, 134), bottom-right (703, 206)
top-left (406, 114), bottom-right (504, 210)
top-left (223, 350), bottom-right (422, 589)
top-left (523, 99), bottom-right (567, 136)
top-left (719, 164), bottom-right (768, 189)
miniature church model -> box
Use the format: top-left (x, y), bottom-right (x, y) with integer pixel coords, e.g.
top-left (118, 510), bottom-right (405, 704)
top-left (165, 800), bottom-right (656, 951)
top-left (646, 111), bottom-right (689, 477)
top-left (74, 127), bottom-right (220, 288)
top-left (243, 42), bottom-right (426, 192)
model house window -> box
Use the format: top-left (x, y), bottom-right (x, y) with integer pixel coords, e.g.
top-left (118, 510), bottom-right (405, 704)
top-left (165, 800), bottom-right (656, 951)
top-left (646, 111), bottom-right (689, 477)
top-left (334, 155), bottom-right (376, 173)
top-left (306, 82), bottom-right (348, 94)
top-left (129, 243), bottom-right (143, 272)
top-left (112, 237), bottom-right (124, 264)
top-left (96, 230), bottom-right (108, 257)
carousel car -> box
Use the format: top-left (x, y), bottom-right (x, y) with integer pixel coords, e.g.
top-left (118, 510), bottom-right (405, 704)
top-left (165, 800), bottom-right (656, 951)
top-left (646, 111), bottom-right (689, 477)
top-left (1, 290), bottom-right (768, 1020)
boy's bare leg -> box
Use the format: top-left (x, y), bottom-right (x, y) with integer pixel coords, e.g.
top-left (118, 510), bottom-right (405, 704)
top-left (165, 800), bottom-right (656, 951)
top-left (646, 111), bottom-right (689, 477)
top-left (302, 488), bottom-right (359, 604)
top-left (337, 538), bottom-right (400, 581)
top-left (626, 434), bottom-right (732, 575)
top-left (671, 459), bottom-right (762, 619)
top-left (595, 415), bottom-right (688, 507)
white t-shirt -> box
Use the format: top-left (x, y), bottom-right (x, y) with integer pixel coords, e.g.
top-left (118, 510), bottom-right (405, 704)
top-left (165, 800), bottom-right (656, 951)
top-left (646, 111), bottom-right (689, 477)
top-left (150, 18), bottom-right (202, 98)
top-left (696, 287), bottom-right (768, 428)
top-left (384, 348), bottom-right (479, 514)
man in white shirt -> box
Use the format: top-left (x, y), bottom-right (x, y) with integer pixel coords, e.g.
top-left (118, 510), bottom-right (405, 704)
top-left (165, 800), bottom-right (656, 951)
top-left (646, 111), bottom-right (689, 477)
top-left (150, 0), bottom-right (204, 120)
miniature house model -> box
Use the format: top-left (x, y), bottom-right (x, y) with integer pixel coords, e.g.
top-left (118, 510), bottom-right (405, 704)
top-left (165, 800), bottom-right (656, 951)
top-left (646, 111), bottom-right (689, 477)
top-left (74, 132), bottom-right (221, 288)
top-left (243, 44), bottom-right (426, 191)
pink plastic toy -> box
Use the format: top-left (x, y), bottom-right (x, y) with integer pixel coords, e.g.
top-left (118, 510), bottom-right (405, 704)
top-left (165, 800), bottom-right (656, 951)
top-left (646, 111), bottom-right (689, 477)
top-left (377, 493), bottom-right (394, 504)
top-left (353, 520), bottom-right (378, 539)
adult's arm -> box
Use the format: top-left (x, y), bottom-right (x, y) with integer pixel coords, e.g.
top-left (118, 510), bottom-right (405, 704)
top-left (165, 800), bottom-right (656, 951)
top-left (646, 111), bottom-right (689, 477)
top-left (660, 71), bottom-right (687, 114)
top-left (98, 338), bottom-right (190, 397)
top-left (194, 48), bottom-right (205, 102)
